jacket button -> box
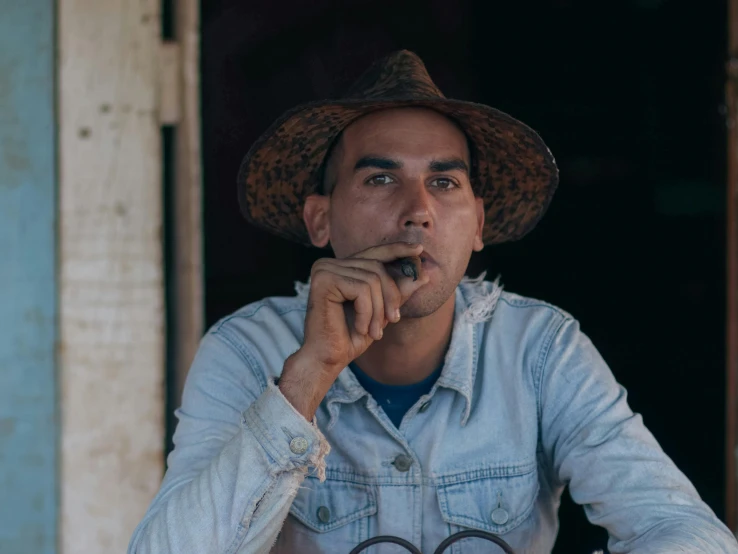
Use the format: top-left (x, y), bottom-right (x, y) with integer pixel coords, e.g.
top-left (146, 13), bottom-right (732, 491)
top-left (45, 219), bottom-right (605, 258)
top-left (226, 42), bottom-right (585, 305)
top-left (317, 505), bottom-right (331, 523)
top-left (393, 454), bottom-right (413, 472)
top-left (418, 400), bottom-right (431, 413)
top-left (289, 436), bottom-right (309, 454)
top-left (491, 507), bottom-right (509, 525)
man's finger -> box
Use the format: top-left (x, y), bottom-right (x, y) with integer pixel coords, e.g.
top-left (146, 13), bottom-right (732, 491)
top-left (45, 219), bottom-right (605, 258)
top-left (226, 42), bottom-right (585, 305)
top-left (327, 258), bottom-right (402, 324)
top-left (350, 242), bottom-right (424, 264)
top-left (396, 270), bottom-right (430, 304)
top-left (334, 276), bottom-right (373, 336)
top-left (321, 263), bottom-right (386, 339)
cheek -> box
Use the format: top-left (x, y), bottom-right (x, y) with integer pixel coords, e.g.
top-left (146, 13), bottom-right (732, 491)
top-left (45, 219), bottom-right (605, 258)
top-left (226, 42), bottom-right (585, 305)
top-left (432, 210), bottom-right (480, 274)
top-left (439, 204), bottom-right (481, 244)
top-left (328, 203), bottom-right (390, 255)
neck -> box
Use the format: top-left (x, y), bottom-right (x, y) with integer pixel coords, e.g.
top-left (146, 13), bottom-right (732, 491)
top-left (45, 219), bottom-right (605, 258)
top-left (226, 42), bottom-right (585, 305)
top-left (354, 293), bottom-right (456, 385)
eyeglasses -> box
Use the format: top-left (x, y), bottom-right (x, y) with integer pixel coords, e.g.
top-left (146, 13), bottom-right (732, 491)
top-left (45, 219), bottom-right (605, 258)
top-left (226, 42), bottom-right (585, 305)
top-left (348, 529), bottom-right (515, 554)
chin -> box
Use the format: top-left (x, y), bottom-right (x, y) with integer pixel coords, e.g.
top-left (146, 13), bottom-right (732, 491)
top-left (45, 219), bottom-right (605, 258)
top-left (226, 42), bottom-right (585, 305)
top-left (399, 285), bottom-right (455, 319)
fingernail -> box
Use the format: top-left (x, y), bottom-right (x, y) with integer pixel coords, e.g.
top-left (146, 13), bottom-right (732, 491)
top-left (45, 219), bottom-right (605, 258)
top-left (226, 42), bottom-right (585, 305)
top-left (378, 328), bottom-right (383, 339)
top-left (394, 308), bottom-right (401, 321)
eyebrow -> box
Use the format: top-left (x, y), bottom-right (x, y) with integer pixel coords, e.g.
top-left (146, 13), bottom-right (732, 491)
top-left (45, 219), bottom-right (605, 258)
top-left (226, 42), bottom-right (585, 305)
top-left (353, 156), bottom-right (402, 172)
top-left (353, 156), bottom-right (469, 174)
top-left (429, 158), bottom-right (469, 174)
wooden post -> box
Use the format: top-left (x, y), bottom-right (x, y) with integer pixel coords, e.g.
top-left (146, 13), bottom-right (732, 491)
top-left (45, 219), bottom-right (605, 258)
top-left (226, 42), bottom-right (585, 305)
top-left (58, 1), bottom-right (165, 551)
top-left (727, 0), bottom-right (738, 533)
top-left (159, 0), bottom-right (204, 410)
top-left (173, 0), bottom-right (204, 407)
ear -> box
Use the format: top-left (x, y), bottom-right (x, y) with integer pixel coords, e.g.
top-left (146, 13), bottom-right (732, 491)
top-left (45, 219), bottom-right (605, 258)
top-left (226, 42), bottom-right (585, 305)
top-left (472, 197), bottom-right (485, 252)
top-left (303, 194), bottom-right (331, 248)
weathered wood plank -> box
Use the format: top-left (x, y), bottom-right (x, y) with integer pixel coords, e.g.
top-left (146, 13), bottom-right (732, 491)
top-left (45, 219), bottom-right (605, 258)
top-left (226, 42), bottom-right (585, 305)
top-left (173, 0), bottom-right (204, 406)
top-left (160, 42), bottom-right (181, 125)
top-left (58, 0), bottom-right (164, 551)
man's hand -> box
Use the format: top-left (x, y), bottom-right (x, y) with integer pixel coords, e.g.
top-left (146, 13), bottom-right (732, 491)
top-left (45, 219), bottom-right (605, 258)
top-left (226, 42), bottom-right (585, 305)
top-left (279, 242), bottom-right (429, 420)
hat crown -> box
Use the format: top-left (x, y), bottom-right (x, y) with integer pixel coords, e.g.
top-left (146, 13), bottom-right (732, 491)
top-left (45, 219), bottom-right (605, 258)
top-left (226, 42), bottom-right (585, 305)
top-left (344, 50), bottom-right (446, 101)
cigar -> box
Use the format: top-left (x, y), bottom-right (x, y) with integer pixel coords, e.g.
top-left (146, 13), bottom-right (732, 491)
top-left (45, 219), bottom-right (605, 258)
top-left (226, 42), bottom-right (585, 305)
top-left (398, 256), bottom-right (420, 281)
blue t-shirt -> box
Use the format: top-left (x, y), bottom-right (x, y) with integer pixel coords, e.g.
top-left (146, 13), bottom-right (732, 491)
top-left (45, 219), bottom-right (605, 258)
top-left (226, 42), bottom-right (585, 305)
top-left (349, 362), bottom-right (443, 427)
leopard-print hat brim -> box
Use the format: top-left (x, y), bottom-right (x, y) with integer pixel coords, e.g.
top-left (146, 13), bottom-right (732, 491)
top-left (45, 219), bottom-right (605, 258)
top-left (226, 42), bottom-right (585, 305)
top-left (237, 53), bottom-right (559, 246)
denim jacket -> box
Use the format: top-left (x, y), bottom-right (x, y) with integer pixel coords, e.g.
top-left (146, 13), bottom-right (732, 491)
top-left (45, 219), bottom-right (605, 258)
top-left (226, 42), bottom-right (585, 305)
top-left (128, 277), bottom-right (738, 553)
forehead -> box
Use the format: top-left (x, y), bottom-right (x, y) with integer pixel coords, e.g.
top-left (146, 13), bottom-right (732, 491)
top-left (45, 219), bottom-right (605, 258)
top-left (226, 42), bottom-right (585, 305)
top-left (338, 107), bottom-right (470, 162)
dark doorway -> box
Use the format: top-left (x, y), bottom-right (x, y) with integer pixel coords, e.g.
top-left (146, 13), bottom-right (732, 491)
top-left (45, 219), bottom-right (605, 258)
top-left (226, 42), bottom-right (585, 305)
top-left (201, 1), bottom-right (728, 551)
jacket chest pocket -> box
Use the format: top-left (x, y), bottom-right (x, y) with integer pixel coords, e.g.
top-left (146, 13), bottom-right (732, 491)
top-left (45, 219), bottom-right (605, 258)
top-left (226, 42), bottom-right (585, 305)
top-left (436, 464), bottom-right (539, 537)
top-left (277, 478), bottom-right (377, 552)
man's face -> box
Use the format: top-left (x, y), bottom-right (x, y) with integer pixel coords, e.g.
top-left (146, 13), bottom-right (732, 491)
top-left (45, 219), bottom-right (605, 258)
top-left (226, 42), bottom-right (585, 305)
top-left (306, 107), bottom-right (484, 318)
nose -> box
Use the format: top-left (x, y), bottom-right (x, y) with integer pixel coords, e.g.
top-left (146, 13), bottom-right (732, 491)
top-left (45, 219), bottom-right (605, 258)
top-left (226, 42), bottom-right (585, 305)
top-left (399, 181), bottom-right (432, 231)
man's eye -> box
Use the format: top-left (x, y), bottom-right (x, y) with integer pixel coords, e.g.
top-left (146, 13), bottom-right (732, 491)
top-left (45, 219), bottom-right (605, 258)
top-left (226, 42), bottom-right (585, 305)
top-left (431, 178), bottom-right (457, 190)
top-left (367, 174), bottom-right (394, 186)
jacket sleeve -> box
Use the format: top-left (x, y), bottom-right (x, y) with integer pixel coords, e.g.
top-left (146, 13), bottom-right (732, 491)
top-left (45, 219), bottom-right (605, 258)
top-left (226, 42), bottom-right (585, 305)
top-left (127, 329), bottom-right (330, 554)
top-left (538, 315), bottom-right (738, 553)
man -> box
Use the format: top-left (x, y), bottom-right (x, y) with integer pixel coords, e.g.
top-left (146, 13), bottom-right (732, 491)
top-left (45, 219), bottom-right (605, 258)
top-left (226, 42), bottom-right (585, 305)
top-left (128, 51), bottom-right (738, 553)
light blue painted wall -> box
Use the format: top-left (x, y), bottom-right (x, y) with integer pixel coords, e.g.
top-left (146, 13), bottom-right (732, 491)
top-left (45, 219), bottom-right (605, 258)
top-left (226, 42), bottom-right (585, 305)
top-left (0, 1), bottom-right (58, 553)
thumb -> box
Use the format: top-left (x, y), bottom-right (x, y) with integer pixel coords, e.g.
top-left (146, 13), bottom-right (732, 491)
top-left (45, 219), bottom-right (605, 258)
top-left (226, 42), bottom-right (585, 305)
top-left (398, 272), bottom-right (430, 301)
top-left (395, 258), bottom-right (430, 302)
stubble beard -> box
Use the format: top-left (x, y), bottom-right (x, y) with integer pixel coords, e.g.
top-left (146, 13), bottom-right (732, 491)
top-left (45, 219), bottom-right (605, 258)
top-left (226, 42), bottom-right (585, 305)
top-left (399, 277), bottom-right (458, 319)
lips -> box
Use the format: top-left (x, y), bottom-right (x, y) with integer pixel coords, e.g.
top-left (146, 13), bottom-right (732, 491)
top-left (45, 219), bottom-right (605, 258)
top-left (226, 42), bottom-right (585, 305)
top-left (419, 251), bottom-right (437, 267)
